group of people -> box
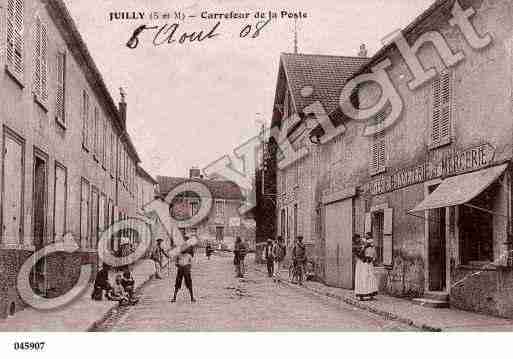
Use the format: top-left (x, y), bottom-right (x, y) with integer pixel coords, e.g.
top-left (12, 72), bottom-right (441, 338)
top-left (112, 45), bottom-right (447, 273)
top-left (264, 236), bottom-right (287, 282)
top-left (92, 265), bottom-right (139, 306)
top-left (353, 232), bottom-right (378, 301)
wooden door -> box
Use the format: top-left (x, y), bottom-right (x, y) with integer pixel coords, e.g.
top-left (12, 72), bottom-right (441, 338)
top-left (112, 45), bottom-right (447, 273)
top-left (324, 198), bottom-right (353, 289)
top-left (428, 186), bottom-right (446, 291)
top-left (2, 135), bottom-right (23, 245)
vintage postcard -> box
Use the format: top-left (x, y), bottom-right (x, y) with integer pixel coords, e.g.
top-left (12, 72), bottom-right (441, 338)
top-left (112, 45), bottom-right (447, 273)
top-left (1, 0), bottom-right (513, 351)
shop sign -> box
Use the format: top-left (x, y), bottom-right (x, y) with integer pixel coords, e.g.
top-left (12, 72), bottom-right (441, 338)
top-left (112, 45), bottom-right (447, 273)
top-left (363, 143), bottom-right (495, 195)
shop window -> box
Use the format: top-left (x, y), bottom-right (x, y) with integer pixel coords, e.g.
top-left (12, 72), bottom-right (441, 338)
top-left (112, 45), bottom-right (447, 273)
top-left (53, 163), bottom-right (67, 242)
top-left (365, 207), bottom-right (394, 267)
top-left (430, 71), bottom-right (452, 148)
top-left (80, 178), bottom-right (90, 247)
top-left (459, 184), bottom-right (496, 265)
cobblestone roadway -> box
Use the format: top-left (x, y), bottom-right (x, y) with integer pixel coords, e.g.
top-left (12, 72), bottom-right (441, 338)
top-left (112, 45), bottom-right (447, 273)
top-left (108, 253), bottom-right (414, 331)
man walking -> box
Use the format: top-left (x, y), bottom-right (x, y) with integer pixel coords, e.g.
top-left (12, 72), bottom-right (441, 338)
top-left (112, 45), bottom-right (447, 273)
top-left (151, 238), bottom-right (169, 279)
top-left (171, 236), bottom-right (196, 303)
top-left (272, 236), bottom-right (286, 282)
top-left (292, 236), bottom-right (307, 285)
top-left (264, 238), bottom-right (275, 278)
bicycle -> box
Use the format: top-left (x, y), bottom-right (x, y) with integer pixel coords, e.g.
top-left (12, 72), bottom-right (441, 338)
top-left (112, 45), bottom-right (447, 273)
top-left (289, 260), bottom-right (304, 285)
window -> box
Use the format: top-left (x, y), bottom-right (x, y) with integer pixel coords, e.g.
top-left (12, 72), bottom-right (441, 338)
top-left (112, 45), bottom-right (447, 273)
top-left (459, 185), bottom-right (496, 264)
top-left (104, 121), bottom-right (109, 171)
top-left (99, 193), bottom-right (106, 233)
top-left (80, 178), bottom-right (90, 247)
top-left (6, 0), bottom-right (24, 81)
top-left (372, 211), bottom-right (384, 265)
top-left (280, 209), bottom-right (286, 238)
top-left (370, 133), bottom-right (386, 175)
top-left (215, 199), bottom-right (225, 218)
top-left (93, 107), bottom-right (99, 160)
top-left (315, 206), bottom-right (322, 236)
top-left (293, 203), bottom-right (298, 239)
top-left (32, 17), bottom-right (48, 104)
top-left (190, 201), bottom-right (199, 217)
top-left (431, 71), bottom-right (452, 147)
top-left (90, 186), bottom-right (99, 248)
top-left (53, 163), bottom-right (67, 242)
top-left (82, 91), bottom-right (90, 150)
top-left (281, 171), bottom-right (287, 195)
top-left (365, 207), bottom-right (394, 267)
top-left (55, 51), bottom-right (66, 125)
top-left (110, 128), bottom-right (115, 176)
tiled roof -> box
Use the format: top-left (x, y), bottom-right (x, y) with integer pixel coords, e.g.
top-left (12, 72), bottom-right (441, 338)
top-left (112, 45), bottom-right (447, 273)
top-left (351, 0), bottom-right (448, 77)
top-left (280, 53), bottom-right (369, 114)
top-left (157, 176), bottom-right (243, 201)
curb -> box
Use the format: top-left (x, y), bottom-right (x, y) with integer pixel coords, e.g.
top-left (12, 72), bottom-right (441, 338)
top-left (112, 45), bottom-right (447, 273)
top-left (86, 270), bottom-right (156, 332)
top-left (255, 266), bottom-right (441, 332)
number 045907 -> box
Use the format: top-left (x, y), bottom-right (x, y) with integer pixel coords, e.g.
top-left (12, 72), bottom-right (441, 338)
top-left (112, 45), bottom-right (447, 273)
top-left (13, 342), bottom-right (45, 351)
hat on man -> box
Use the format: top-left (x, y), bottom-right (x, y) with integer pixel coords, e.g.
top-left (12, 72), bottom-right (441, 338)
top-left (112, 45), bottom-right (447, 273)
top-left (156, 238), bottom-right (163, 243)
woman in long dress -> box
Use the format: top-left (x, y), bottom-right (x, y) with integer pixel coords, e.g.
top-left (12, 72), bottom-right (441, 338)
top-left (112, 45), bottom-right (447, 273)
top-left (354, 232), bottom-right (378, 300)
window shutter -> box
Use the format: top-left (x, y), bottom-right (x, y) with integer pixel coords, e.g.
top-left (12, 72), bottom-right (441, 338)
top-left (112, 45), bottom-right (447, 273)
top-left (40, 21), bottom-right (47, 101)
top-left (33, 17), bottom-right (41, 97)
top-left (6, 0), bottom-right (23, 77)
top-left (371, 135), bottom-right (385, 174)
top-left (55, 52), bottom-right (65, 123)
top-left (364, 212), bottom-right (372, 235)
top-left (440, 72), bottom-right (451, 140)
top-left (431, 72), bottom-right (451, 145)
top-left (383, 208), bottom-right (393, 266)
top-left (82, 91), bottom-right (89, 149)
top-left (93, 107), bottom-right (99, 158)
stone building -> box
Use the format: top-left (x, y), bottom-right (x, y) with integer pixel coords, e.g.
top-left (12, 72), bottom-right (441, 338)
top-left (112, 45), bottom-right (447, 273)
top-left (270, 52), bottom-right (367, 282)
top-left (269, 0), bottom-right (513, 319)
top-left (157, 169), bottom-right (255, 250)
top-left (0, 0), bottom-right (141, 318)
top-left (352, 0), bottom-right (513, 316)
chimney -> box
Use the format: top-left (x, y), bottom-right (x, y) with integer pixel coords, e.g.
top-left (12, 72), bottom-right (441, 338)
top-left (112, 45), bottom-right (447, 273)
top-left (358, 43), bottom-right (368, 57)
top-left (119, 87), bottom-right (127, 131)
top-left (189, 167), bottom-right (201, 179)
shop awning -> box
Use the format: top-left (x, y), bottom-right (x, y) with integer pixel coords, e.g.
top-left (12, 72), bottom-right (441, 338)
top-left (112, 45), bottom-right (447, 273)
top-left (409, 164), bottom-right (508, 212)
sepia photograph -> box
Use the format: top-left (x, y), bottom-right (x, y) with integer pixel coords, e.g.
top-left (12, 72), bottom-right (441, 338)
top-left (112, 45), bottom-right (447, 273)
top-left (1, 0), bottom-right (513, 356)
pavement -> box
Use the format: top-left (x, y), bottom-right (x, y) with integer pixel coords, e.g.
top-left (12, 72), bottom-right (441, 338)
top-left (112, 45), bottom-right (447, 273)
top-left (262, 264), bottom-right (513, 331)
top-left (97, 252), bottom-right (414, 331)
top-left (0, 259), bottom-right (156, 332)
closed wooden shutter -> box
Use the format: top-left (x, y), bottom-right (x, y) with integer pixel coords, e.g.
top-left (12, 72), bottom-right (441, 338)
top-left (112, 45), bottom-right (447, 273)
top-left (55, 52), bottom-right (66, 123)
top-left (6, 0), bottom-right (23, 78)
top-left (54, 165), bottom-right (67, 242)
top-left (383, 208), bottom-right (393, 266)
top-left (32, 17), bottom-right (47, 102)
top-left (364, 212), bottom-right (372, 235)
top-left (431, 72), bottom-right (451, 145)
top-left (371, 134), bottom-right (385, 175)
top-left (82, 91), bottom-right (89, 149)
top-left (93, 107), bottom-right (99, 159)
top-left (80, 179), bottom-right (90, 248)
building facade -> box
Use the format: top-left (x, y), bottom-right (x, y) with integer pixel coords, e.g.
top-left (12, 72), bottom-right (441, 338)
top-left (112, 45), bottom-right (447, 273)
top-left (267, 0), bottom-right (513, 318)
top-left (157, 169), bottom-right (255, 250)
top-left (0, 0), bottom-right (141, 319)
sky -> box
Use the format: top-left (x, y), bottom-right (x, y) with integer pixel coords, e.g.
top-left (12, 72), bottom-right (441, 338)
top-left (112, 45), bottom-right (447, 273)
top-left (64, 0), bottom-right (433, 178)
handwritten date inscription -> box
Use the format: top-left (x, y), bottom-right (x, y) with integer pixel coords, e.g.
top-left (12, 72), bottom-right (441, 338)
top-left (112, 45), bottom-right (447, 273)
top-left (126, 19), bottom-right (271, 49)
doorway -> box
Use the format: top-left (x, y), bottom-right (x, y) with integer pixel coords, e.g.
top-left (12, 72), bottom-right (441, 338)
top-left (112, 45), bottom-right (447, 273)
top-left (33, 150), bottom-right (48, 295)
top-left (427, 184), bottom-right (446, 291)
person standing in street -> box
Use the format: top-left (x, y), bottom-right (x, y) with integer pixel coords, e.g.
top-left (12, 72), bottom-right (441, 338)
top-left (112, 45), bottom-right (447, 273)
top-left (273, 236), bottom-right (286, 282)
top-left (151, 238), bottom-right (169, 279)
top-left (205, 241), bottom-right (214, 260)
top-left (233, 237), bottom-right (247, 278)
top-left (171, 236), bottom-right (196, 303)
top-left (264, 238), bottom-right (275, 278)
top-left (354, 232), bottom-right (378, 301)
top-left (292, 236), bottom-right (307, 285)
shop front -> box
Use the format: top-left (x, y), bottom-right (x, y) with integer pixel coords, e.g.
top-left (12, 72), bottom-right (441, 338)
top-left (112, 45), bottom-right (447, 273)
top-left (362, 144), bottom-right (513, 317)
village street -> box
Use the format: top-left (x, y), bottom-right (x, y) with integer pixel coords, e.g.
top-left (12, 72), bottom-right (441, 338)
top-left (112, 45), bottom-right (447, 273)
top-left (99, 253), bottom-right (413, 331)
